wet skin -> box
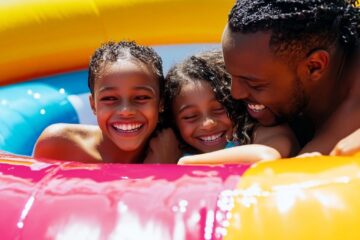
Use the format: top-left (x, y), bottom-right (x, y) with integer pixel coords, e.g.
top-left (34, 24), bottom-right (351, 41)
top-left (89, 60), bottom-right (161, 154)
top-left (172, 80), bottom-right (233, 153)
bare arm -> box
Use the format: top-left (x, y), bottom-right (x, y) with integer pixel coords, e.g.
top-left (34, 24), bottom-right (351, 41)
top-left (178, 144), bottom-right (280, 165)
top-left (300, 63), bottom-right (360, 155)
top-left (253, 124), bottom-right (299, 158)
top-left (330, 128), bottom-right (360, 156)
top-left (299, 99), bottom-right (360, 155)
top-left (178, 124), bottom-right (298, 165)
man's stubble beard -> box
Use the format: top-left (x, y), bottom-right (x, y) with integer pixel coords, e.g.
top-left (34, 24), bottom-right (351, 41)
top-left (277, 76), bottom-right (309, 123)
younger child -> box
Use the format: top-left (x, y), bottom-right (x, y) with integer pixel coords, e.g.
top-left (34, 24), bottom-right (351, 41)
top-left (34, 41), bottom-right (169, 163)
top-left (163, 50), bottom-right (299, 164)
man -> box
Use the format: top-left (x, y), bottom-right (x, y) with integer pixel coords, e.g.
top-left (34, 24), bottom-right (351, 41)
top-left (222, 0), bottom-right (360, 154)
top-left (331, 128), bottom-right (360, 156)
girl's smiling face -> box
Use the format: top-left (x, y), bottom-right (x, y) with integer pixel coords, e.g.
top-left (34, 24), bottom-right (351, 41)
top-left (172, 80), bottom-right (233, 153)
top-left (90, 60), bottom-right (161, 152)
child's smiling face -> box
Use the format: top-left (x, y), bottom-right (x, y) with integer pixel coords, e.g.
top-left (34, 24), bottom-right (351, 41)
top-left (172, 80), bottom-right (233, 153)
top-left (90, 59), bottom-right (161, 152)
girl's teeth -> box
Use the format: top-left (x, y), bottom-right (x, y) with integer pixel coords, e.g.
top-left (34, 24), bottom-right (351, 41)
top-left (113, 123), bottom-right (142, 131)
top-left (200, 133), bottom-right (222, 142)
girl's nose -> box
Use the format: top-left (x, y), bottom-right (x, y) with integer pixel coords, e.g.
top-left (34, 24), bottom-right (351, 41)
top-left (201, 117), bottom-right (217, 130)
top-left (117, 101), bottom-right (135, 116)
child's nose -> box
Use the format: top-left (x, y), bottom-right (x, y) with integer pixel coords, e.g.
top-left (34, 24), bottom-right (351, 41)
top-left (117, 102), bottom-right (135, 116)
top-left (201, 117), bottom-right (217, 130)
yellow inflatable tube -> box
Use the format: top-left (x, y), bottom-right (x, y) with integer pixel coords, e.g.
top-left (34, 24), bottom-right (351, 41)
top-left (226, 155), bottom-right (360, 239)
top-left (0, 0), bottom-right (233, 85)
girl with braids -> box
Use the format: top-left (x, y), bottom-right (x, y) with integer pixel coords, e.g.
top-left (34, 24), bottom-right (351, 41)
top-left (164, 50), bottom-right (299, 165)
top-left (34, 41), bottom-right (181, 163)
top-left (222, 0), bottom-right (360, 156)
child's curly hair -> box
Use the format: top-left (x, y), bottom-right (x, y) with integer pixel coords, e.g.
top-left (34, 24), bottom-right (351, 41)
top-left (88, 41), bottom-right (164, 97)
top-left (164, 50), bottom-right (255, 153)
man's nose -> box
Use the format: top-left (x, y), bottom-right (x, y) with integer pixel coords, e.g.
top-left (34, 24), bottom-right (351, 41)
top-left (231, 79), bottom-right (249, 100)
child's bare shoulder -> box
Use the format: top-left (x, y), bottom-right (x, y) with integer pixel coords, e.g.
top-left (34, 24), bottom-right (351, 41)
top-left (33, 123), bottom-right (101, 161)
top-left (36, 123), bottom-right (99, 144)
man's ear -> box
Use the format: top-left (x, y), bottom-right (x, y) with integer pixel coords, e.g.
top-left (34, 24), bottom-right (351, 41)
top-left (89, 94), bottom-right (96, 115)
top-left (305, 49), bottom-right (329, 81)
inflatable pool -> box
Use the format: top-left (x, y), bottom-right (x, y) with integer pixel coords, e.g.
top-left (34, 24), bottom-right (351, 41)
top-left (1, 0), bottom-right (360, 239)
top-left (2, 153), bottom-right (360, 239)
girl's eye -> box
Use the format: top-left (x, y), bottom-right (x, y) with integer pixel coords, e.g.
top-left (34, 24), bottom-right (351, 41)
top-left (213, 107), bottom-right (226, 114)
top-left (100, 96), bottom-right (117, 101)
top-left (182, 114), bottom-right (198, 121)
top-left (134, 95), bottom-right (152, 102)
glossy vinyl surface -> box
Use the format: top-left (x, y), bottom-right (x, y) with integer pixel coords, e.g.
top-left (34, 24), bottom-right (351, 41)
top-left (0, 153), bottom-right (249, 240)
top-left (226, 155), bottom-right (360, 240)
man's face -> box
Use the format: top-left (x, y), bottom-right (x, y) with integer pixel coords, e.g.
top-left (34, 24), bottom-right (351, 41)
top-left (222, 28), bottom-right (308, 126)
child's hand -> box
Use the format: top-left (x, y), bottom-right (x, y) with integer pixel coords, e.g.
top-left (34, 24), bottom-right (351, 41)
top-left (330, 129), bottom-right (360, 156)
top-left (144, 128), bottom-right (182, 164)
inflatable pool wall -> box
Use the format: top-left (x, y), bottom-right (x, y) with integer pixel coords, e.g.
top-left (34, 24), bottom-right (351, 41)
top-left (2, 153), bottom-right (360, 239)
top-left (0, 153), bottom-right (250, 240)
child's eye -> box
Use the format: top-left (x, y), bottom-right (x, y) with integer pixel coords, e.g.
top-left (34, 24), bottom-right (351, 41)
top-left (100, 96), bottom-right (117, 101)
top-left (134, 95), bottom-right (152, 102)
top-left (182, 114), bottom-right (198, 121)
top-left (213, 107), bottom-right (226, 114)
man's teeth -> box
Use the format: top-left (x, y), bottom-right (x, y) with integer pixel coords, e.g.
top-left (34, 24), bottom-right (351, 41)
top-left (248, 103), bottom-right (266, 112)
top-left (113, 123), bottom-right (142, 131)
top-left (200, 133), bottom-right (222, 142)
